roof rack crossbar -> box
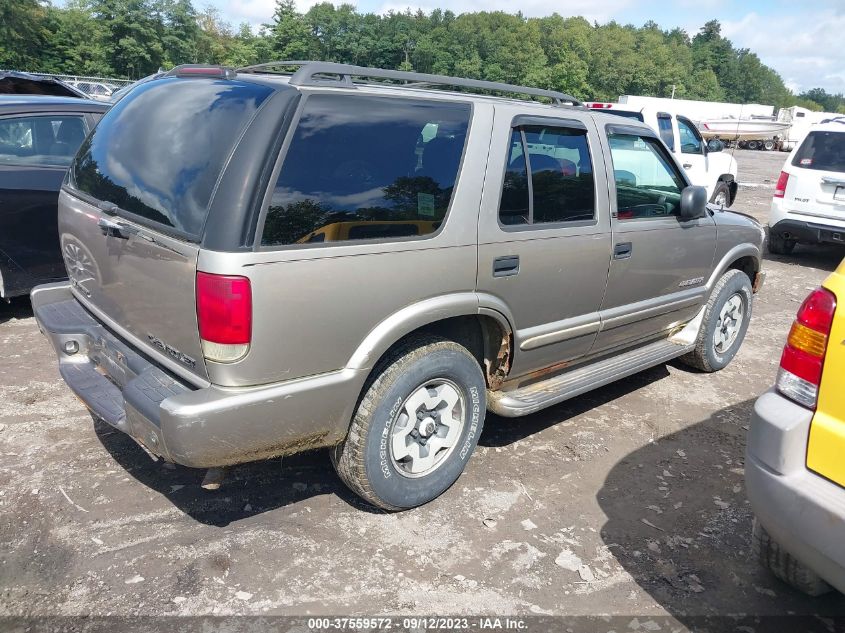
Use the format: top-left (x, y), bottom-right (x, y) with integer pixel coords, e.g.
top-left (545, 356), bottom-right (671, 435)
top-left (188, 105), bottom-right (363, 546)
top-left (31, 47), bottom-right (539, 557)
top-left (237, 61), bottom-right (582, 107)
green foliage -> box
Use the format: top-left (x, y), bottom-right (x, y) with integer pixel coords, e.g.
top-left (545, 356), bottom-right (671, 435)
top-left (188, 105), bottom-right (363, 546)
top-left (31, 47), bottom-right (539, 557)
top-left (1, 0), bottom-right (835, 112)
top-left (798, 88), bottom-right (845, 114)
top-left (0, 0), bottom-right (51, 70)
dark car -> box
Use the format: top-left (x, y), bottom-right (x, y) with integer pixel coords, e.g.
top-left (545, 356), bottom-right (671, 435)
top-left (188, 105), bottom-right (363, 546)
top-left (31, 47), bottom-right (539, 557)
top-left (0, 95), bottom-right (108, 299)
top-left (0, 71), bottom-right (89, 99)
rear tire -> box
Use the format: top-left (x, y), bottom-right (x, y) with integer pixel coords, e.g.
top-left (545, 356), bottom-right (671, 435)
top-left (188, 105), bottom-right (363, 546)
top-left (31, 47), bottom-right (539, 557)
top-left (332, 335), bottom-right (486, 511)
top-left (752, 518), bottom-right (831, 596)
top-left (679, 269), bottom-right (752, 372)
top-left (767, 231), bottom-right (796, 255)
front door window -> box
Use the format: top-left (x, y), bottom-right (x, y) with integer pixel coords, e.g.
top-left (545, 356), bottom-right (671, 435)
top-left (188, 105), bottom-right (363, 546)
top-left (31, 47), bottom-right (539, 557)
top-left (677, 116), bottom-right (705, 154)
top-left (608, 133), bottom-right (686, 220)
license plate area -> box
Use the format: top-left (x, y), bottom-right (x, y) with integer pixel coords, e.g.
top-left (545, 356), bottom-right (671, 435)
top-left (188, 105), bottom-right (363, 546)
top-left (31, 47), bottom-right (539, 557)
top-left (90, 336), bottom-right (131, 387)
top-left (835, 186), bottom-right (845, 202)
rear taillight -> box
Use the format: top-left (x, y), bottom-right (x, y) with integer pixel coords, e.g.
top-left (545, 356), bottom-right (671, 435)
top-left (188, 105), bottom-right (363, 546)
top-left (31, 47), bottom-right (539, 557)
top-left (776, 288), bottom-right (836, 408)
top-left (774, 171), bottom-right (789, 198)
top-left (196, 272), bottom-right (252, 363)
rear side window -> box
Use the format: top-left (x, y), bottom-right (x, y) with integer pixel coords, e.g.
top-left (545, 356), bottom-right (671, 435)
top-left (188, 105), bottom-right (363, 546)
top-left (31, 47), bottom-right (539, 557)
top-left (657, 114), bottom-right (674, 150)
top-left (68, 78), bottom-right (273, 239)
top-left (0, 114), bottom-right (87, 167)
top-left (793, 131), bottom-right (845, 172)
top-left (498, 124), bottom-right (595, 226)
top-left (261, 95), bottom-right (470, 246)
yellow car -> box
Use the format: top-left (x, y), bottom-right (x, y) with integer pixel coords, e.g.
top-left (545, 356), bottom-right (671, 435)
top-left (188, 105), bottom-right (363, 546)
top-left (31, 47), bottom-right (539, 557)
top-left (747, 257), bottom-right (845, 595)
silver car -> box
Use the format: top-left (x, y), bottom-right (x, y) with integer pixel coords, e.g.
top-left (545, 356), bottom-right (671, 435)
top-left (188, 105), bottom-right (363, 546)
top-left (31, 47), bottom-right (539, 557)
top-left (32, 63), bottom-right (766, 510)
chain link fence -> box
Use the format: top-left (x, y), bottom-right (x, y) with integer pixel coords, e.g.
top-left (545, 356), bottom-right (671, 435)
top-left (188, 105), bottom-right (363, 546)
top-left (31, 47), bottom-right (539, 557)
top-left (3, 70), bottom-right (133, 99)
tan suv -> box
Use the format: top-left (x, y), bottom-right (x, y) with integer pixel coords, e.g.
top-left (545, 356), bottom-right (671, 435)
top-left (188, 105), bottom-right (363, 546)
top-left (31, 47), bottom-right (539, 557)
top-left (32, 62), bottom-right (765, 510)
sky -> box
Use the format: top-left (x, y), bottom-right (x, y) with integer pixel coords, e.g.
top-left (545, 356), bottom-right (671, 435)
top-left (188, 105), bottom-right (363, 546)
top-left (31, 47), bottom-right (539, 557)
top-left (212, 0), bottom-right (845, 96)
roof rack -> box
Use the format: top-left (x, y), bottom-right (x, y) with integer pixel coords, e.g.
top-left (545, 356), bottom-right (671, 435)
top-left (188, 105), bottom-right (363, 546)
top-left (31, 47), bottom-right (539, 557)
top-left (237, 61), bottom-right (582, 107)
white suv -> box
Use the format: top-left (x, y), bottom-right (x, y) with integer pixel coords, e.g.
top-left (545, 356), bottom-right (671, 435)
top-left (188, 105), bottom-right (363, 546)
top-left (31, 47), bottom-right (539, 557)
top-left (768, 119), bottom-right (845, 254)
top-left (586, 102), bottom-right (739, 207)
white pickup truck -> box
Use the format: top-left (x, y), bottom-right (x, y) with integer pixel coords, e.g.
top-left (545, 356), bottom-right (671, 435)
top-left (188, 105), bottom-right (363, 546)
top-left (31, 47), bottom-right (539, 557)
top-left (586, 102), bottom-right (739, 207)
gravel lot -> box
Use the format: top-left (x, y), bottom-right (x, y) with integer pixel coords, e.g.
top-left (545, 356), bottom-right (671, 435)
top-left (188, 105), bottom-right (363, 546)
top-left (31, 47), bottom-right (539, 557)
top-left (2, 149), bottom-right (845, 626)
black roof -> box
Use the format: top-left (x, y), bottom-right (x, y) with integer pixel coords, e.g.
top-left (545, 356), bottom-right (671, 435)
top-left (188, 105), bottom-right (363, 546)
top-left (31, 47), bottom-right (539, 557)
top-left (0, 71), bottom-right (89, 98)
top-left (0, 94), bottom-right (110, 113)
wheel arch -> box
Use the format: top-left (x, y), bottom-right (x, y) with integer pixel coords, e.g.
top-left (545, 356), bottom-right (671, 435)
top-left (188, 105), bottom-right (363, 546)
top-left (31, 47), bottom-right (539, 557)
top-left (717, 173), bottom-right (738, 205)
top-left (706, 245), bottom-right (761, 295)
top-left (345, 293), bottom-right (515, 391)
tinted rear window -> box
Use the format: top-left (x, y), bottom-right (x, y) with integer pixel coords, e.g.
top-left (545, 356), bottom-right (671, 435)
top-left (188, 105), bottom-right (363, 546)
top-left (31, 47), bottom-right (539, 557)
top-left (68, 78), bottom-right (273, 238)
top-left (792, 131), bottom-right (845, 172)
top-left (261, 94), bottom-right (470, 246)
top-left (607, 110), bottom-right (645, 123)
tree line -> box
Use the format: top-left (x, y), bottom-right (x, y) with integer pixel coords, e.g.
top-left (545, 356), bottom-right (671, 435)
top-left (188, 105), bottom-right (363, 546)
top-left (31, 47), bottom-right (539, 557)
top-left (2, 0), bottom-right (843, 112)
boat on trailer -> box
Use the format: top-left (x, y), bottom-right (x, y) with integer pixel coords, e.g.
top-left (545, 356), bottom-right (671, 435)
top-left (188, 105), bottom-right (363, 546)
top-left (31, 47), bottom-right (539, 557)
top-left (698, 117), bottom-right (790, 141)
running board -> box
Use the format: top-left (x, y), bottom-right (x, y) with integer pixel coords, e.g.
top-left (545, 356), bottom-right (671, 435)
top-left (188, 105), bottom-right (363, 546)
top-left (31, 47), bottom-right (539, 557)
top-left (488, 338), bottom-right (694, 418)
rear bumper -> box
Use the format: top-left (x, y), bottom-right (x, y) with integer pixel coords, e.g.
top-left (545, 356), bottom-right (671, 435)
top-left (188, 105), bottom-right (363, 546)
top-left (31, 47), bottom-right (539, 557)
top-left (31, 282), bottom-right (361, 468)
top-left (770, 219), bottom-right (845, 246)
top-left (745, 389), bottom-right (845, 594)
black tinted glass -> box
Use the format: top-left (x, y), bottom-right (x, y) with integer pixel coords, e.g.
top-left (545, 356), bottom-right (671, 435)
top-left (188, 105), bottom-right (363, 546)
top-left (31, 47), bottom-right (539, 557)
top-left (524, 126), bottom-right (594, 223)
top-left (68, 78), bottom-right (273, 238)
top-left (499, 129), bottom-right (530, 225)
top-left (793, 131), bottom-right (845, 172)
top-left (657, 116), bottom-right (675, 150)
top-left (606, 110), bottom-right (644, 123)
top-left (0, 115), bottom-right (87, 167)
top-left (261, 95), bottom-right (470, 246)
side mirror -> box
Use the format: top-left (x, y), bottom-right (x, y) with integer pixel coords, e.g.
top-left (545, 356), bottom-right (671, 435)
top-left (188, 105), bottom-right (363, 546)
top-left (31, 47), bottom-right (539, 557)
top-left (680, 185), bottom-right (708, 220)
top-left (707, 139), bottom-right (724, 152)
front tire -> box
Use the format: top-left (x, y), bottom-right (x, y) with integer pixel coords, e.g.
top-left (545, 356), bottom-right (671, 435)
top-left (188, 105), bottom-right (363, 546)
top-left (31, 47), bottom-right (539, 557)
top-left (332, 335), bottom-right (486, 511)
top-left (679, 269), bottom-right (752, 372)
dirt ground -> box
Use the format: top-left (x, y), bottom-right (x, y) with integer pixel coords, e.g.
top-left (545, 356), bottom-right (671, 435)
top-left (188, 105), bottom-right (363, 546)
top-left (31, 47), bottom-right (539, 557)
top-left (2, 149), bottom-right (845, 627)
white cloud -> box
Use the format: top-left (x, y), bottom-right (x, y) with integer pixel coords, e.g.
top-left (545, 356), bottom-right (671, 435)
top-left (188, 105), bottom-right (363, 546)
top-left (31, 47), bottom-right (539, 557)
top-left (219, 0), bottom-right (324, 25)
top-left (722, 9), bottom-right (845, 95)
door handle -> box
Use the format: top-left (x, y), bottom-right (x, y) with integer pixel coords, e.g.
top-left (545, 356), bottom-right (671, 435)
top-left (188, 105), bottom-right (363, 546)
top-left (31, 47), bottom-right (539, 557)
top-left (492, 255), bottom-right (520, 277)
top-left (613, 242), bottom-right (633, 260)
top-left (98, 217), bottom-right (136, 239)
top-left (682, 163), bottom-right (693, 169)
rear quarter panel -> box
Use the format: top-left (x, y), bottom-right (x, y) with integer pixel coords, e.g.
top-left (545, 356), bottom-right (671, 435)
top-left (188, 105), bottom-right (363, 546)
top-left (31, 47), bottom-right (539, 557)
top-left (199, 101), bottom-right (495, 388)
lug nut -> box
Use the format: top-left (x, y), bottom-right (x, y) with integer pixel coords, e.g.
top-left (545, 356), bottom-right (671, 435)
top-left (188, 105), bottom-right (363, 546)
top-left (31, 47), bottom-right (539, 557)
top-left (63, 340), bottom-right (79, 355)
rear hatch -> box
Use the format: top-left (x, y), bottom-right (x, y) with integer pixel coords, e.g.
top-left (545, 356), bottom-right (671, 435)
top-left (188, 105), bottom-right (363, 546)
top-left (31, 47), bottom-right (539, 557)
top-left (786, 129), bottom-right (845, 219)
top-left (62, 74), bottom-right (274, 384)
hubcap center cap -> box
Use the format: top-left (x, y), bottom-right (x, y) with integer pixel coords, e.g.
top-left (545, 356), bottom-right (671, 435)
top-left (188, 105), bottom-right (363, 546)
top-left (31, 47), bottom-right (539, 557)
top-left (419, 418), bottom-right (437, 438)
